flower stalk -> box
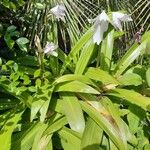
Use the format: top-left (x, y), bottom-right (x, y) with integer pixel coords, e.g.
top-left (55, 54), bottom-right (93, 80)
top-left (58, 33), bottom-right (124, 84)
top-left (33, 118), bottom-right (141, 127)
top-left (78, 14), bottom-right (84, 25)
top-left (35, 35), bottom-right (45, 78)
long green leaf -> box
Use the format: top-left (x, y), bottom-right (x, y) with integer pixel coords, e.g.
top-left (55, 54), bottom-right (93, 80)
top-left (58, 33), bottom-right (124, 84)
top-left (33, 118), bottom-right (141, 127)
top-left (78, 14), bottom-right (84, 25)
top-left (31, 99), bottom-right (45, 121)
top-left (12, 122), bottom-right (43, 150)
top-left (80, 101), bottom-right (127, 150)
top-left (114, 41), bottom-right (148, 77)
top-left (100, 30), bottom-right (114, 71)
top-left (80, 94), bottom-right (134, 146)
top-left (45, 138), bottom-right (53, 150)
top-left (31, 123), bottom-right (48, 150)
top-left (85, 67), bottom-right (120, 85)
top-left (54, 74), bottom-right (97, 88)
top-left (43, 116), bottom-right (67, 136)
top-left (146, 68), bottom-right (150, 87)
top-left (81, 117), bottom-right (103, 150)
top-left (75, 41), bottom-right (95, 75)
top-left (0, 109), bottom-right (23, 150)
top-left (101, 97), bottom-right (137, 145)
top-left (60, 27), bottom-right (93, 74)
top-left (118, 73), bottom-right (143, 86)
top-left (108, 88), bottom-right (150, 111)
top-left (61, 93), bottom-right (85, 133)
top-left (39, 89), bottom-right (53, 122)
top-left (55, 80), bottom-right (99, 94)
top-left (58, 127), bottom-right (81, 150)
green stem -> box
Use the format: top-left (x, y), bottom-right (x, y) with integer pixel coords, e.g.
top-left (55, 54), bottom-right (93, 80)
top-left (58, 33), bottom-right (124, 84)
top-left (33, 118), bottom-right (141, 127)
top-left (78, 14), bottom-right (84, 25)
top-left (106, 0), bottom-right (111, 12)
top-left (38, 51), bottom-right (44, 79)
top-left (96, 45), bottom-right (101, 68)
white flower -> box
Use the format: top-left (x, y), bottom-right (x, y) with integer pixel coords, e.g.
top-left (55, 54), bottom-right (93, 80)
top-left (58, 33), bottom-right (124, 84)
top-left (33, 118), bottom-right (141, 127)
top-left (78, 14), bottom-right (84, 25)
top-left (112, 12), bottom-right (132, 31)
top-left (43, 42), bottom-right (58, 57)
top-left (90, 11), bottom-right (132, 44)
top-left (92, 11), bottom-right (110, 44)
top-left (50, 4), bottom-right (66, 21)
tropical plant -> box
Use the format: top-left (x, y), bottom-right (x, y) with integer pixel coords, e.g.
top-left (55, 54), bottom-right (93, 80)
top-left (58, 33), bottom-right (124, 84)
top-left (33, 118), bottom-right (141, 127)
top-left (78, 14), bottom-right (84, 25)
top-left (0, 1), bottom-right (150, 150)
top-left (1, 18), bottom-right (150, 149)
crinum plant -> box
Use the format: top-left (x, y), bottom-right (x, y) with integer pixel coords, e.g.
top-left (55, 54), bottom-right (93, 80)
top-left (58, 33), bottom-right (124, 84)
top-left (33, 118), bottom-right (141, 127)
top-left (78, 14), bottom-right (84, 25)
top-left (0, 8), bottom-right (150, 150)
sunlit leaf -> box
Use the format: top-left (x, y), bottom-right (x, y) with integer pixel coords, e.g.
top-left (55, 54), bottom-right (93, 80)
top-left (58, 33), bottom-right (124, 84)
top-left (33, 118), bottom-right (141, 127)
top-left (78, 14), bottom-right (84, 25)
top-left (12, 123), bottom-right (43, 150)
top-left (32, 124), bottom-right (51, 150)
top-left (114, 41), bottom-right (148, 77)
top-left (118, 73), bottom-right (143, 86)
top-left (55, 80), bottom-right (99, 94)
top-left (0, 109), bottom-right (23, 150)
top-left (146, 68), bottom-right (150, 87)
top-left (80, 101), bottom-right (127, 150)
top-left (81, 117), bottom-right (103, 150)
top-left (16, 37), bottom-right (29, 52)
top-left (58, 127), bottom-right (81, 150)
top-left (54, 74), bottom-right (97, 88)
top-left (100, 30), bottom-right (114, 71)
top-left (43, 116), bottom-right (67, 136)
top-left (85, 67), bottom-right (120, 85)
top-left (60, 27), bottom-right (93, 74)
top-left (108, 88), bottom-right (150, 111)
top-left (75, 41), bottom-right (95, 75)
top-left (61, 93), bottom-right (85, 133)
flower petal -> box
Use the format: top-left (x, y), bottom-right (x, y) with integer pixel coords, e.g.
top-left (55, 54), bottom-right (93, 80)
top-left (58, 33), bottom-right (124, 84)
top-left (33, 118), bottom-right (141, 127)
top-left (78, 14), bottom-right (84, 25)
top-left (93, 21), bottom-right (109, 45)
top-left (92, 10), bottom-right (109, 44)
top-left (51, 4), bottom-right (66, 21)
top-left (93, 24), bottom-right (101, 44)
top-left (99, 10), bottom-right (110, 22)
top-left (43, 42), bottom-right (58, 54)
top-left (112, 12), bottom-right (132, 31)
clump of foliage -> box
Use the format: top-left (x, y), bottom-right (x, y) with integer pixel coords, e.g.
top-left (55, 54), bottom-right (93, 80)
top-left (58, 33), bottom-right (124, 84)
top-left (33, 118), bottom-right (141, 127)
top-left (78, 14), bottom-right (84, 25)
top-left (0, 1), bottom-right (150, 150)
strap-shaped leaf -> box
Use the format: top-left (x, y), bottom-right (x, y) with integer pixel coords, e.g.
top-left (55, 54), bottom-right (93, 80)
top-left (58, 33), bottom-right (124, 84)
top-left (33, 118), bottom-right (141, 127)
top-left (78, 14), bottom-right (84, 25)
top-left (108, 88), bottom-right (150, 111)
top-left (54, 74), bottom-right (97, 88)
top-left (114, 31), bottom-right (150, 77)
top-left (31, 87), bottom-right (54, 122)
top-left (146, 68), bottom-right (150, 87)
top-left (85, 67), bottom-right (120, 85)
top-left (79, 93), bottom-right (128, 150)
top-left (80, 101), bottom-right (127, 150)
top-left (100, 30), bottom-right (114, 71)
top-left (55, 80), bottom-right (99, 94)
top-left (31, 123), bottom-right (49, 150)
top-left (118, 73), bottom-right (142, 86)
top-left (81, 117), bottom-right (103, 150)
top-left (32, 126), bottom-right (53, 150)
top-left (60, 27), bottom-right (93, 74)
top-left (43, 116), bottom-right (67, 136)
top-left (0, 109), bottom-right (23, 150)
top-left (61, 93), bottom-right (85, 133)
top-left (101, 97), bottom-right (137, 145)
top-left (58, 127), bottom-right (81, 150)
top-left (12, 122), bottom-right (42, 150)
top-left (75, 41), bottom-right (95, 75)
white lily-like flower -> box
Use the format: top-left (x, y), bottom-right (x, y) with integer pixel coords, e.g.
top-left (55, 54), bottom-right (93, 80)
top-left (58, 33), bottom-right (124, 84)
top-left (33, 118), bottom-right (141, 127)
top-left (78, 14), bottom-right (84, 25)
top-left (112, 12), bottom-right (132, 31)
top-left (90, 11), bottom-right (132, 44)
top-left (50, 4), bottom-right (66, 21)
top-left (92, 11), bottom-right (110, 44)
top-left (43, 42), bottom-right (58, 57)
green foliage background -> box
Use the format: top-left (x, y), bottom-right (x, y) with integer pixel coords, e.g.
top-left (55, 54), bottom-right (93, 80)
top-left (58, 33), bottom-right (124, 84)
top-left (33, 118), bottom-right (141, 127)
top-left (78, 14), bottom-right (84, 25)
top-left (0, 0), bottom-right (150, 150)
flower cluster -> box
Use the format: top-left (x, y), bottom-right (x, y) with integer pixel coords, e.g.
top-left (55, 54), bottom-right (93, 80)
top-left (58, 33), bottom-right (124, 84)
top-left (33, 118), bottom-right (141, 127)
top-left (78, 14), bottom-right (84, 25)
top-left (35, 35), bottom-right (58, 57)
top-left (90, 11), bottom-right (132, 44)
top-left (43, 42), bottom-right (58, 57)
top-left (50, 4), bottom-right (132, 45)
